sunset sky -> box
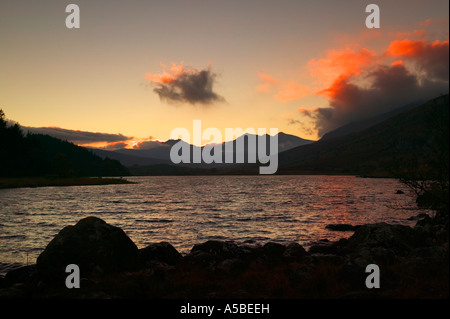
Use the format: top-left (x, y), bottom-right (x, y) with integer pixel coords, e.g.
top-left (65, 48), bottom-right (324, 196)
top-left (0, 0), bottom-right (448, 148)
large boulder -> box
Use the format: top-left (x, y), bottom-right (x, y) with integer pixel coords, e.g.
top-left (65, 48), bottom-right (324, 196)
top-left (186, 240), bottom-right (307, 268)
top-left (139, 242), bottom-right (182, 267)
top-left (342, 222), bottom-right (424, 266)
top-left (282, 242), bottom-right (308, 261)
top-left (36, 217), bottom-right (139, 283)
top-left (345, 223), bottom-right (422, 254)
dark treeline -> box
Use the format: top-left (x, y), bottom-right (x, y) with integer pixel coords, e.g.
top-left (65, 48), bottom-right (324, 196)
top-left (0, 110), bottom-right (130, 178)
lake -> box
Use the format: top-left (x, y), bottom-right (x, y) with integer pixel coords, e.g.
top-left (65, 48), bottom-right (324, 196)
top-left (0, 175), bottom-right (428, 274)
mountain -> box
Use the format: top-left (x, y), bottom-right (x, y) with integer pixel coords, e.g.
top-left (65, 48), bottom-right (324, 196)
top-left (276, 94), bottom-right (449, 177)
top-left (230, 132), bottom-right (313, 153)
top-left (0, 111), bottom-right (130, 178)
top-left (90, 132), bottom-right (314, 169)
top-left (320, 100), bottom-right (423, 141)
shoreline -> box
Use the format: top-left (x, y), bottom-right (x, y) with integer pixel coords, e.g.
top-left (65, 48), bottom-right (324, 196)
top-left (0, 177), bottom-right (134, 189)
top-left (0, 212), bottom-right (447, 299)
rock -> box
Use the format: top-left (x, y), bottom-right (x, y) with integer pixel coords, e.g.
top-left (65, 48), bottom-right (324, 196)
top-left (186, 240), bottom-right (303, 268)
top-left (311, 253), bottom-right (344, 265)
top-left (342, 223), bottom-right (424, 265)
top-left (326, 224), bottom-right (359, 231)
top-left (352, 246), bottom-right (397, 267)
top-left (309, 238), bottom-right (348, 255)
top-left (0, 283), bottom-right (34, 299)
top-left (219, 258), bottom-right (248, 274)
top-left (36, 216), bottom-right (140, 283)
top-left (3, 265), bottom-right (37, 287)
top-left (345, 223), bottom-right (422, 255)
top-left (139, 242), bottom-right (182, 267)
top-left (190, 240), bottom-right (242, 260)
top-left (309, 244), bottom-right (335, 255)
top-left (395, 190), bottom-right (405, 194)
top-left (185, 241), bottom-right (244, 271)
top-left (262, 242), bottom-right (286, 261)
top-left (282, 243), bottom-right (307, 261)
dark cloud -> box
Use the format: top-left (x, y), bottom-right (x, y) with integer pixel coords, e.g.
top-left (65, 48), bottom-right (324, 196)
top-left (146, 63), bottom-right (226, 106)
top-left (307, 63), bottom-right (448, 137)
top-left (296, 39), bottom-right (449, 137)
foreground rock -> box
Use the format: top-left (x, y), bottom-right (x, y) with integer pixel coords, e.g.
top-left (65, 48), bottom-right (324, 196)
top-left (0, 214), bottom-right (448, 299)
top-left (342, 222), bottom-right (424, 267)
top-left (139, 242), bottom-right (182, 267)
top-left (36, 216), bottom-right (140, 283)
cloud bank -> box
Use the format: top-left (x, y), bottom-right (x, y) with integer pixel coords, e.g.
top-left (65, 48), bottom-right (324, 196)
top-left (307, 39), bottom-right (449, 136)
top-left (24, 126), bottom-right (132, 145)
top-left (260, 20), bottom-right (449, 138)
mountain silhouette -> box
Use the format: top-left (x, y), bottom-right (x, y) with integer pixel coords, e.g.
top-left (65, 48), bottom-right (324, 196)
top-left (319, 100), bottom-right (423, 141)
top-left (90, 132), bottom-right (314, 169)
top-left (119, 94), bottom-right (448, 176)
top-left (276, 94), bottom-right (449, 177)
top-left (4, 94), bottom-right (445, 178)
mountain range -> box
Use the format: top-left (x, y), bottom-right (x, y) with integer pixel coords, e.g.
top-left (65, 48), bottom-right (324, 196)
top-left (88, 132), bottom-right (314, 169)
top-left (3, 94), bottom-right (447, 178)
top-left (86, 94), bottom-right (448, 177)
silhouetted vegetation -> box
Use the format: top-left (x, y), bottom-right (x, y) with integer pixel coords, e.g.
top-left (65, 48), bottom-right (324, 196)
top-left (393, 95), bottom-right (449, 213)
top-left (0, 109), bottom-right (130, 179)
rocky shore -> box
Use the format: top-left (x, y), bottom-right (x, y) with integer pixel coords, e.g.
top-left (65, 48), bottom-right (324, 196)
top-left (0, 211), bottom-right (448, 299)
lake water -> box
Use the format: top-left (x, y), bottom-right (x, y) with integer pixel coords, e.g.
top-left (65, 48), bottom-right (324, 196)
top-left (0, 175), bottom-right (428, 275)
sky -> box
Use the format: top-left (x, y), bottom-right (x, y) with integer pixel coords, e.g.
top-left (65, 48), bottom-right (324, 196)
top-left (0, 0), bottom-right (448, 148)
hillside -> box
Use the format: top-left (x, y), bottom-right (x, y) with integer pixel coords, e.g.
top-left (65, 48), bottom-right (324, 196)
top-left (319, 100), bottom-right (422, 141)
top-left (0, 110), bottom-right (130, 178)
top-left (277, 94), bottom-right (449, 178)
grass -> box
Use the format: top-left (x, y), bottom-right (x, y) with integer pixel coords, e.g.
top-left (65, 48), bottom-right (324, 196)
top-left (0, 176), bottom-right (134, 189)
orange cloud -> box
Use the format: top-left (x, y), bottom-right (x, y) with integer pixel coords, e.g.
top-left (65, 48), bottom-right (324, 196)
top-left (386, 39), bottom-right (449, 81)
top-left (290, 29), bottom-right (448, 137)
top-left (387, 38), bottom-right (449, 58)
top-left (145, 62), bottom-right (192, 84)
top-left (78, 140), bottom-right (130, 150)
top-left (275, 81), bottom-right (311, 102)
top-left (308, 48), bottom-right (376, 85)
top-left (392, 29), bottom-right (426, 39)
top-left (391, 60), bottom-right (404, 66)
top-left (257, 72), bottom-right (312, 102)
top-left (263, 19), bottom-right (449, 139)
top-left (257, 72), bottom-right (278, 92)
top-left (386, 39), bottom-right (427, 57)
